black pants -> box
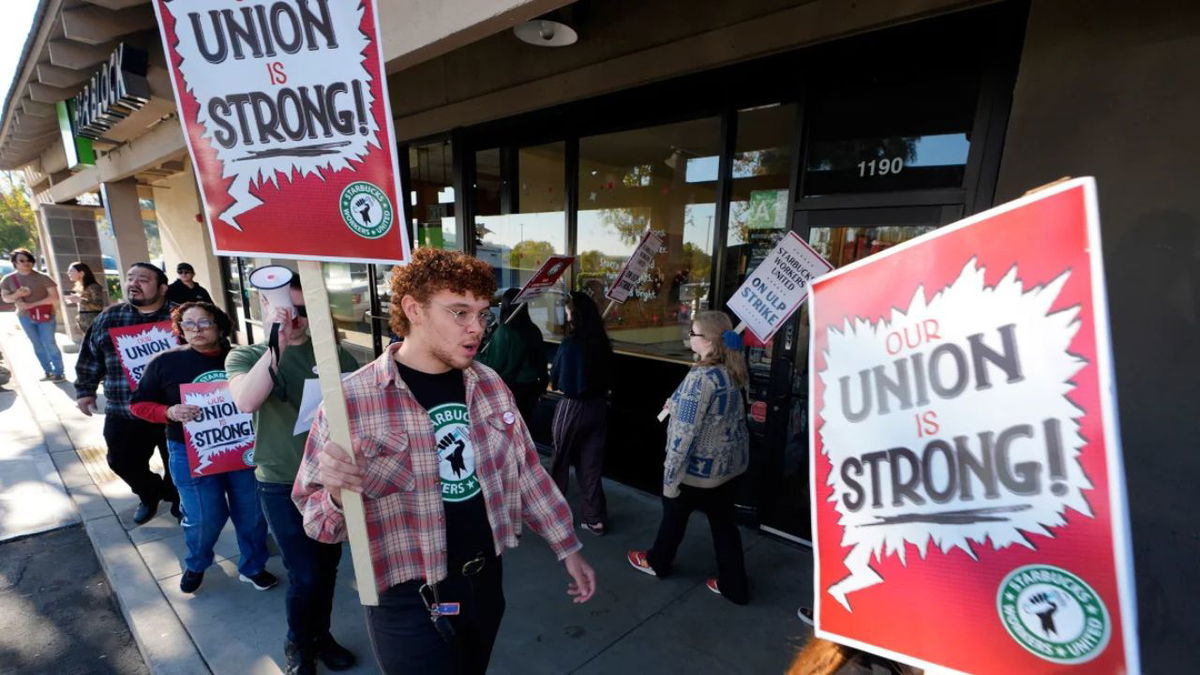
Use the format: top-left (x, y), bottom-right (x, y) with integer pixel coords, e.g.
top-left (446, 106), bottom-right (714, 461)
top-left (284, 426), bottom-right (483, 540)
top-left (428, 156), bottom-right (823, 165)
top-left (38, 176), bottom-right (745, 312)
top-left (103, 415), bottom-right (177, 505)
top-left (365, 556), bottom-right (505, 675)
top-left (550, 397), bottom-right (607, 526)
top-left (647, 479), bottom-right (749, 604)
top-left (258, 481), bottom-right (342, 648)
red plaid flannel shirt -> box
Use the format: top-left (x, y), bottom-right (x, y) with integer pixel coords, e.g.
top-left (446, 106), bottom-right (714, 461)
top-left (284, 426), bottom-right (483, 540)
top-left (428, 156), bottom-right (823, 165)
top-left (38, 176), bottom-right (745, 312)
top-left (293, 344), bottom-right (582, 591)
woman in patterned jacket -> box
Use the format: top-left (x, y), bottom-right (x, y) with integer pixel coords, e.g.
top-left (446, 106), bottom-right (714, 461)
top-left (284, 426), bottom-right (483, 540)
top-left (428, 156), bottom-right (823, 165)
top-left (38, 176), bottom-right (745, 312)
top-left (627, 310), bottom-right (751, 604)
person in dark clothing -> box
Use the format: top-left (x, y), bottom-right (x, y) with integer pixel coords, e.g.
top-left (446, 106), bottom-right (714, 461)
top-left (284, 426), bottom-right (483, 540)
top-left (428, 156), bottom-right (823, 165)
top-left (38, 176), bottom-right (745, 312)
top-left (75, 262), bottom-right (180, 525)
top-left (165, 262), bottom-right (214, 305)
top-left (550, 291), bottom-right (613, 535)
top-left (131, 302), bottom-right (275, 595)
top-left (477, 287), bottom-right (549, 426)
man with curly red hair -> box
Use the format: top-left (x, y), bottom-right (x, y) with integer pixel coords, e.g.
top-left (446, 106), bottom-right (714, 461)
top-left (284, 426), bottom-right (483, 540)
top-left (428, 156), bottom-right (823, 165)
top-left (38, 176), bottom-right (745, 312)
top-left (294, 248), bottom-right (596, 674)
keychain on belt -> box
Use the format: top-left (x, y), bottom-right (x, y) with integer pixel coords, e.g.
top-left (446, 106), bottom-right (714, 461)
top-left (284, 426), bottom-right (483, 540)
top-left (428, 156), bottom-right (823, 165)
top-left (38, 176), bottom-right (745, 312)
top-left (419, 583), bottom-right (460, 644)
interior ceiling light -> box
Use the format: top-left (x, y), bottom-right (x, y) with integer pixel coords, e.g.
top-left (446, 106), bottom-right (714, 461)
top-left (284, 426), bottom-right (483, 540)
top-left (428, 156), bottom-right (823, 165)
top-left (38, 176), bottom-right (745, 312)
top-left (514, 19), bottom-right (578, 47)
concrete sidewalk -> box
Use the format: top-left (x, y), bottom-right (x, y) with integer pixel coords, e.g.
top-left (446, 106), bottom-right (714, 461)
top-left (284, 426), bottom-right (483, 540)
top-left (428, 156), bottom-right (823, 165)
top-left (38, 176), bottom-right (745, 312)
top-left (0, 312), bottom-right (815, 674)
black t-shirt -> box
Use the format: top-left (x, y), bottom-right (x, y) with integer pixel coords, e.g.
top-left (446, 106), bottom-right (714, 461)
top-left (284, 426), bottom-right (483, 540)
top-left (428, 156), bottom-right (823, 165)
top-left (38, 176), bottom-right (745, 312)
top-left (396, 362), bottom-right (494, 569)
top-left (132, 346), bottom-right (229, 442)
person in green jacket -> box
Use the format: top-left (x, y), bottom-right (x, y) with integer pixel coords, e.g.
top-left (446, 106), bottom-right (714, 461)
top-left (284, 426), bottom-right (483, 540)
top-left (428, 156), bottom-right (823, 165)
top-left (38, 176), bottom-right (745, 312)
top-left (477, 287), bottom-right (549, 426)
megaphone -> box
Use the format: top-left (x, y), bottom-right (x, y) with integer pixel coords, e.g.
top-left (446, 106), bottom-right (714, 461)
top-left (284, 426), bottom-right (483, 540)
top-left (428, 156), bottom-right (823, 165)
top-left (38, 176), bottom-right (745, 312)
top-left (248, 265), bottom-right (295, 321)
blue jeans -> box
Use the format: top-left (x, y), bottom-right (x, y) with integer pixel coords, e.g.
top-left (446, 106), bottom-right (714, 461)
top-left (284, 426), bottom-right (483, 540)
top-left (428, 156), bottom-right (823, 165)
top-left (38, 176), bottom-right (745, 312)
top-left (258, 480), bottom-right (343, 647)
top-left (17, 312), bottom-right (62, 376)
top-left (167, 440), bottom-right (269, 576)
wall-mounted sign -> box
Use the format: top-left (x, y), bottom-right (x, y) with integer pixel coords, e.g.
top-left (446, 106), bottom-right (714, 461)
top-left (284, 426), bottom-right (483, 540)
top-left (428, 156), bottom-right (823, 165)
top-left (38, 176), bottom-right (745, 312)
top-left (55, 100), bottom-right (95, 169)
top-left (71, 44), bottom-right (152, 141)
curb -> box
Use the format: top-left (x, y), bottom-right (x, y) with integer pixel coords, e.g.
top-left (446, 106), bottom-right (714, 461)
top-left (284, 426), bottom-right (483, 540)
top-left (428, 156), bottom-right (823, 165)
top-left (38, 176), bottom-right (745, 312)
top-left (0, 319), bottom-right (211, 674)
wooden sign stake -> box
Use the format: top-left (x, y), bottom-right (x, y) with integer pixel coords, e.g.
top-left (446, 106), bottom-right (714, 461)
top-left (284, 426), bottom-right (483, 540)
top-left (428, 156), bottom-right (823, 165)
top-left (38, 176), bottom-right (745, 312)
top-left (297, 260), bottom-right (379, 606)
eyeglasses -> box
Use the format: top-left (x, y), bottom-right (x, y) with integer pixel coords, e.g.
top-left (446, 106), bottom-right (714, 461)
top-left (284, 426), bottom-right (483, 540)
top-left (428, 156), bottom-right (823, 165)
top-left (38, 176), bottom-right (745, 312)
top-left (688, 330), bottom-right (705, 338)
top-left (434, 302), bottom-right (492, 328)
top-left (180, 319), bottom-right (215, 331)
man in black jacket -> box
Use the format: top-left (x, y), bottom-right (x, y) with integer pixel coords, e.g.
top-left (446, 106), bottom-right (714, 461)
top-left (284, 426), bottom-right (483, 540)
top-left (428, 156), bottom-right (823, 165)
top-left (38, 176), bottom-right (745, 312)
top-left (165, 263), bottom-right (213, 305)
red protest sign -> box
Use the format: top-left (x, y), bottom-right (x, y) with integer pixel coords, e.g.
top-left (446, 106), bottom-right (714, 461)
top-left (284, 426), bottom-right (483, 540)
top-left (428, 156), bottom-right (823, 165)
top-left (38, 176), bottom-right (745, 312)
top-left (808, 178), bottom-right (1137, 673)
top-left (180, 380), bottom-right (256, 477)
top-left (108, 321), bottom-right (175, 389)
top-left (152, 0), bottom-right (411, 264)
top-left (513, 256), bottom-right (575, 304)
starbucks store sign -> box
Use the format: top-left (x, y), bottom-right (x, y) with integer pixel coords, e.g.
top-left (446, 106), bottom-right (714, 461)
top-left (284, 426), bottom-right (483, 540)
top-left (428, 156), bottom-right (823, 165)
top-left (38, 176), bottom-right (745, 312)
top-left (72, 44), bottom-right (152, 141)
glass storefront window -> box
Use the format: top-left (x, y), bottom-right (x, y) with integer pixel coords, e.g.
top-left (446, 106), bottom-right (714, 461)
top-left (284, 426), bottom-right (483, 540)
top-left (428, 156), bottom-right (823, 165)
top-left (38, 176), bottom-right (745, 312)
top-left (475, 143), bottom-right (569, 337)
top-left (808, 225), bottom-right (938, 267)
top-left (578, 117), bottom-right (720, 360)
top-left (803, 77), bottom-right (978, 195)
top-left (721, 103), bottom-right (798, 311)
top-left (323, 261), bottom-right (373, 361)
top-left (240, 257), bottom-right (371, 366)
top-left (409, 140), bottom-right (457, 250)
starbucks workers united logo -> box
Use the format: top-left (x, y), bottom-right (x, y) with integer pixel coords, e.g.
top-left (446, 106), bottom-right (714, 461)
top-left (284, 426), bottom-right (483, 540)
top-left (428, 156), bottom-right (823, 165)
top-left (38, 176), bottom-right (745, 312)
top-left (339, 181), bottom-right (393, 239)
top-left (429, 403), bottom-right (480, 503)
top-left (996, 564), bottom-right (1111, 664)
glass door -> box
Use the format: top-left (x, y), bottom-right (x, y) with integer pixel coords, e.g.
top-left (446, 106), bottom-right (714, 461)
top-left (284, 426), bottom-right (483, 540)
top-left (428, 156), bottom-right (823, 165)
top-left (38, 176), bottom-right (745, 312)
top-left (756, 204), bottom-right (960, 543)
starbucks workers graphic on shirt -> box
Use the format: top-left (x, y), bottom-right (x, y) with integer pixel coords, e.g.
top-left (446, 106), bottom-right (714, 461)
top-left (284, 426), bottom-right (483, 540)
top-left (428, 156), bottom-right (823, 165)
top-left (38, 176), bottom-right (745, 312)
top-left (430, 403), bottom-right (481, 502)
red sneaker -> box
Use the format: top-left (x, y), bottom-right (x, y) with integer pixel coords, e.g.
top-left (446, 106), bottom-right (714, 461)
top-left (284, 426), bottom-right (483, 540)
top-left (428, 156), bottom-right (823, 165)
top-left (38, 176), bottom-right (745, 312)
top-left (705, 578), bottom-right (721, 596)
top-left (627, 550), bottom-right (656, 576)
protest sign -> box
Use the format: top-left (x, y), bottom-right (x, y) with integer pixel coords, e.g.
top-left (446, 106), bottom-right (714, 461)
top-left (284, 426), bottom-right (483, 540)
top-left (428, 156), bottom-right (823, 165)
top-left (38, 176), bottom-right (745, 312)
top-left (180, 380), bottom-right (255, 477)
top-left (808, 178), bottom-right (1137, 673)
top-left (151, 0), bottom-right (401, 603)
top-left (512, 256), bottom-right (575, 305)
top-left (605, 230), bottom-right (664, 304)
top-left (152, 0), bottom-right (410, 264)
top-left (727, 231), bottom-right (832, 342)
top-left (109, 321), bottom-right (175, 389)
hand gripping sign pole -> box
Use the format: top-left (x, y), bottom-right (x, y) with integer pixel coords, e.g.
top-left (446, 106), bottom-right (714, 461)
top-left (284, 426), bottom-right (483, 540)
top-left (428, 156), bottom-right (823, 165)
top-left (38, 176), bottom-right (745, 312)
top-left (298, 261), bottom-right (378, 605)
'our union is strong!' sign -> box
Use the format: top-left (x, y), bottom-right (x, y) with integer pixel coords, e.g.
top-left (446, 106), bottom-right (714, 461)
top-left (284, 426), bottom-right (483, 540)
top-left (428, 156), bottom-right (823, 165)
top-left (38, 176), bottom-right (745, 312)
top-left (808, 178), bottom-right (1138, 674)
top-left (109, 321), bottom-right (175, 388)
top-left (152, 0), bottom-right (410, 264)
top-left (180, 380), bottom-right (255, 477)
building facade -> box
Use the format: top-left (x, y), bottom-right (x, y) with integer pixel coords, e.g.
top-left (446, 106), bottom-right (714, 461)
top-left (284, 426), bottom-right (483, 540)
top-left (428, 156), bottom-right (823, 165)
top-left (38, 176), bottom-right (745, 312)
top-left (1, 0), bottom-right (1196, 668)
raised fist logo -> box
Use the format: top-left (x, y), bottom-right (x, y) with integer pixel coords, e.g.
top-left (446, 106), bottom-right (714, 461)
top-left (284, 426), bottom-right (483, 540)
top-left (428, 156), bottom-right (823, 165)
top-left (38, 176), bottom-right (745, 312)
top-left (438, 432), bottom-right (468, 478)
top-left (1022, 590), bottom-right (1065, 637)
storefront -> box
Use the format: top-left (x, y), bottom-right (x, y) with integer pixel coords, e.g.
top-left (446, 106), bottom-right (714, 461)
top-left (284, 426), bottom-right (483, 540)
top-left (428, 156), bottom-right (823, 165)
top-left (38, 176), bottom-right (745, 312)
top-left (210, 3), bottom-right (1024, 543)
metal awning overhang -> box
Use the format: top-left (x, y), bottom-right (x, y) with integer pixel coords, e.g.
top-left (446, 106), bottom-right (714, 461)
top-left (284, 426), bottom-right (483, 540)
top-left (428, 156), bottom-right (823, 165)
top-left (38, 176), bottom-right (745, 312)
top-left (0, 0), bottom-right (157, 172)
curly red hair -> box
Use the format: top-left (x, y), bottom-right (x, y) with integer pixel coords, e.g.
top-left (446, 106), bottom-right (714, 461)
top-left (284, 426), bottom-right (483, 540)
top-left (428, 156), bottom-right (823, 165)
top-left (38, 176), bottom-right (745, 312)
top-left (389, 248), bottom-right (497, 337)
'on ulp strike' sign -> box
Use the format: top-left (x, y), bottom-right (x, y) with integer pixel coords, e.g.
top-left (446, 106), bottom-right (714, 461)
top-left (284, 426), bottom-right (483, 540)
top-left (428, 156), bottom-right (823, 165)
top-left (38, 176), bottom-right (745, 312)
top-left (153, 0), bottom-right (410, 264)
top-left (809, 178), bottom-right (1137, 673)
top-left (727, 231), bottom-right (833, 341)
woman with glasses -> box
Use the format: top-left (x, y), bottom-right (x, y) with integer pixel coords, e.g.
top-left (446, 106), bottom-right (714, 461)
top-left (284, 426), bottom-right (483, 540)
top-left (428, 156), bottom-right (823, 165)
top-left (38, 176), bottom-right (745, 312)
top-left (627, 310), bottom-right (751, 604)
top-left (131, 301), bottom-right (275, 595)
top-left (550, 291), bottom-right (613, 535)
top-left (477, 287), bottom-right (549, 427)
top-left (64, 261), bottom-right (106, 334)
top-left (0, 248), bottom-right (65, 380)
